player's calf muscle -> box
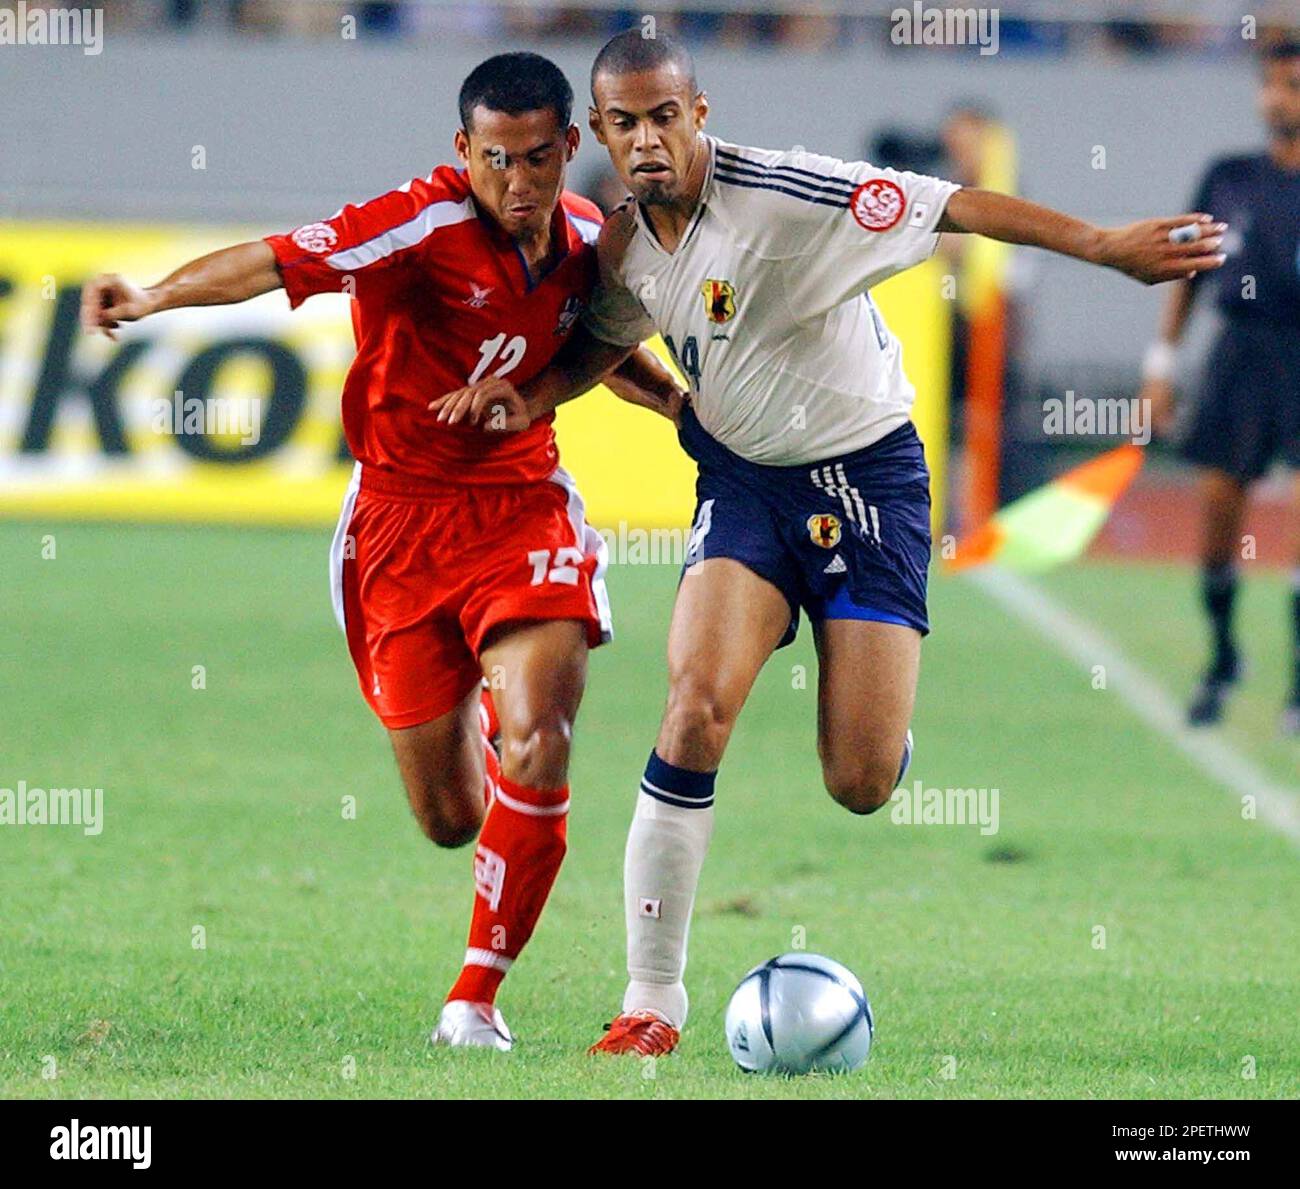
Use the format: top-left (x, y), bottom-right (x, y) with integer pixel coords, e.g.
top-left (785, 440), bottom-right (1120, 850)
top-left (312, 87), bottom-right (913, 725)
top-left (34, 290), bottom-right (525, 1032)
top-left (399, 767), bottom-right (484, 848)
top-left (388, 700), bottom-right (486, 847)
top-left (398, 759), bottom-right (485, 847)
top-left (415, 800), bottom-right (482, 848)
top-left (817, 702), bottom-right (913, 813)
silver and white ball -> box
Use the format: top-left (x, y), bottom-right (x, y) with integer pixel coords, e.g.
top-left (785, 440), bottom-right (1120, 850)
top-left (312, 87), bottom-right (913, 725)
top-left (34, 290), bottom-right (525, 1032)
top-left (724, 952), bottom-right (873, 1075)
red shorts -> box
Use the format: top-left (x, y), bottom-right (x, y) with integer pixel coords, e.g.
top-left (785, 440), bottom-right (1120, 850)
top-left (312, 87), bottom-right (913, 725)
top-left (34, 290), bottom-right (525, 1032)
top-left (329, 463), bottom-right (612, 730)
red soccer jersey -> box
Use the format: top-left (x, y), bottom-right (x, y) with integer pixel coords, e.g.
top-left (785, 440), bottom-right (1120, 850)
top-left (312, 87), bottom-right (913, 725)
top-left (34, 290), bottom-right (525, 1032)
top-left (265, 167), bottom-right (604, 485)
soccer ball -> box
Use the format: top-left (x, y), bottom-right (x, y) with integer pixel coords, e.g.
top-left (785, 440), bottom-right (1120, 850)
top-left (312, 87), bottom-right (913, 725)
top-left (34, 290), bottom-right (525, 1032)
top-left (724, 952), bottom-right (873, 1075)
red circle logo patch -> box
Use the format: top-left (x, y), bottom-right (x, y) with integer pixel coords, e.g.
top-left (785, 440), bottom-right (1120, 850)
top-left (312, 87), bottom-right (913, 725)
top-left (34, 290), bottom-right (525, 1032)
top-left (850, 179), bottom-right (905, 232)
top-left (291, 222), bottom-right (339, 253)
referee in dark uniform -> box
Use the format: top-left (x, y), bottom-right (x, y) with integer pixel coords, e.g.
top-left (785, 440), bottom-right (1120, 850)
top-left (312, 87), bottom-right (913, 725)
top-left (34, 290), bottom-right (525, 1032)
top-left (1142, 40), bottom-right (1300, 732)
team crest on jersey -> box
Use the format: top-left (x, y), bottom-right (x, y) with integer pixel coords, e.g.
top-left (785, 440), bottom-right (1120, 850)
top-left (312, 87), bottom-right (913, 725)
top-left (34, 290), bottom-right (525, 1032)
top-left (850, 179), bottom-right (905, 232)
top-left (290, 222), bottom-right (338, 253)
top-left (808, 513), bottom-right (842, 549)
top-left (554, 294), bottom-right (583, 335)
top-left (464, 282), bottom-right (494, 309)
top-left (700, 279), bottom-right (736, 324)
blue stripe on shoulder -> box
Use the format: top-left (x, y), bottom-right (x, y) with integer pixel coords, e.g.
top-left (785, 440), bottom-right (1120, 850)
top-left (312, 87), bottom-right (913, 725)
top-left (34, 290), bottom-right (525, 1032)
top-left (714, 158), bottom-right (854, 203)
top-left (715, 147), bottom-right (856, 194)
top-left (713, 170), bottom-right (849, 209)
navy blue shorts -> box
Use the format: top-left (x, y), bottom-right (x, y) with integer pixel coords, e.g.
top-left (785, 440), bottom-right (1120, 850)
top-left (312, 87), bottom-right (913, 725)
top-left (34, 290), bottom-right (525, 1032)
top-left (678, 405), bottom-right (932, 647)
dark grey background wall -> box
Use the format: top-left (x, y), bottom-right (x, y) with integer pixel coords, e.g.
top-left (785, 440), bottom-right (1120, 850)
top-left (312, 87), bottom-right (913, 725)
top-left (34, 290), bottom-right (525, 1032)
top-left (2, 36), bottom-right (1256, 372)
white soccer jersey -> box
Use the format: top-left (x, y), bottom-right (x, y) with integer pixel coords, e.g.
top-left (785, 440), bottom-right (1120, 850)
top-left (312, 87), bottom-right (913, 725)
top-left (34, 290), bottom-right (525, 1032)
top-left (582, 136), bottom-right (960, 465)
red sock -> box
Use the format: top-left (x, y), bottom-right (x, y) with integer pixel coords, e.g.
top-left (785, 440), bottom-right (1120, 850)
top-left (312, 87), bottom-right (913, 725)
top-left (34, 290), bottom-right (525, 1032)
top-left (446, 773), bottom-right (569, 1006)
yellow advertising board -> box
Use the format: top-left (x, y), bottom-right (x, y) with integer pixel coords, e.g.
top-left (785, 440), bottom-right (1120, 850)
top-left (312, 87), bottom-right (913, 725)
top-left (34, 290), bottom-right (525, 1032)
top-left (0, 221), bottom-right (947, 531)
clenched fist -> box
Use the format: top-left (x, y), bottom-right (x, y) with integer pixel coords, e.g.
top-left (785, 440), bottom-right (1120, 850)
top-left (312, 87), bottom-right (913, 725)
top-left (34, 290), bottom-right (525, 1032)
top-left (80, 273), bottom-right (157, 341)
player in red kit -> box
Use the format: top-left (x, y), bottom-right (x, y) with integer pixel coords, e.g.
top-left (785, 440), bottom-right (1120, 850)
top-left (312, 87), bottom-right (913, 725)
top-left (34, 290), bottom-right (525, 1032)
top-left (80, 53), bottom-right (681, 1050)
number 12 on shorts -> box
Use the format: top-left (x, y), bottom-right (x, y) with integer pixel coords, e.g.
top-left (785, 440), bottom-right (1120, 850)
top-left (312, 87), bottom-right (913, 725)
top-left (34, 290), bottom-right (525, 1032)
top-left (528, 547), bottom-right (583, 586)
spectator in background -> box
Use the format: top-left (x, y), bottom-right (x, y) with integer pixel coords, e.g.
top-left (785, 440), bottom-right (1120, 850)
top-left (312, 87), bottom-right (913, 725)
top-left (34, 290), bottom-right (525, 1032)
top-left (716, 12), bottom-right (767, 48)
top-left (867, 127), bottom-right (944, 176)
top-left (230, 1), bottom-right (344, 37)
top-left (408, 2), bottom-right (510, 41)
top-left (775, 12), bottom-right (842, 52)
top-left (1101, 20), bottom-right (1161, 56)
top-left (357, 2), bottom-right (405, 38)
top-left (166, 0), bottom-right (201, 26)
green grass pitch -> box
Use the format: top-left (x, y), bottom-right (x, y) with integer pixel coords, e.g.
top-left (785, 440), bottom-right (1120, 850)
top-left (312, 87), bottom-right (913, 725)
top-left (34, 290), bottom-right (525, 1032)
top-left (1, 521), bottom-right (1297, 1099)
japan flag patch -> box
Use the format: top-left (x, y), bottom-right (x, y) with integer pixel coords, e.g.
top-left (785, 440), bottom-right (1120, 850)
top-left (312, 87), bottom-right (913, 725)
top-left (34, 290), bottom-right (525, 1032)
top-left (850, 179), bottom-right (906, 232)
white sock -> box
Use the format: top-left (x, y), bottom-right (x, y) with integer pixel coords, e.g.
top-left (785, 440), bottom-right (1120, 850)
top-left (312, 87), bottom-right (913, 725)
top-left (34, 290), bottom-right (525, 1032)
top-left (621, 790), bottom-right (714, 1028)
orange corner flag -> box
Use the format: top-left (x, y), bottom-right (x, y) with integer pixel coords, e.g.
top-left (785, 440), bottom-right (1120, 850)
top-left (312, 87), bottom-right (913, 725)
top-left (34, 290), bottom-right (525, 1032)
top-left (947, 444), bottom-right (1145, 574)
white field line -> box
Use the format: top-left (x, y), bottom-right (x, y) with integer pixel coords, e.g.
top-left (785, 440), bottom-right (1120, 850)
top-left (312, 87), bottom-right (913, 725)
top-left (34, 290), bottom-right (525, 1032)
top-left (969, 567), bottom-right (1300, 849)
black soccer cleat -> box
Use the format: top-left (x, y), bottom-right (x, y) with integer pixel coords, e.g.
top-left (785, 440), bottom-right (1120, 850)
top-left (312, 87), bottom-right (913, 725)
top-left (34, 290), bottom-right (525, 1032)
top-left (1186, 651), bottom-right (1242, 728)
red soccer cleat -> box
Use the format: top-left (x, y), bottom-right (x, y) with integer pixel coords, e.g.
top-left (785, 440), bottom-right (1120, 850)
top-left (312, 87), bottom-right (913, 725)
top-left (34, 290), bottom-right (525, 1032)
top-left (588, 1010), bottom-right (680, 1056)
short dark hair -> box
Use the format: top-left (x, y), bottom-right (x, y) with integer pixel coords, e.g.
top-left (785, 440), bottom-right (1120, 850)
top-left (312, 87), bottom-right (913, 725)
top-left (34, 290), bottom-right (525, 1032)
top-left (590, 28), bottom-right (698, 100)
top-left (458, 52), bottom-right (573, 134)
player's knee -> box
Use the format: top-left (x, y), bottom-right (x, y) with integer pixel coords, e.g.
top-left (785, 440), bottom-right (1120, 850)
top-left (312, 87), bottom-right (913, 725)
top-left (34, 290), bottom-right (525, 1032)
top-left (424, 807), bottom-right (484, 848)
top-left (822, 759), bottom-right (896, 816)
top-left (661, 678), bottom-right (734, 764)
top-left (500, 713), bottom-right (573, 788)
top-left (409, 786), bottom-right (484, 848)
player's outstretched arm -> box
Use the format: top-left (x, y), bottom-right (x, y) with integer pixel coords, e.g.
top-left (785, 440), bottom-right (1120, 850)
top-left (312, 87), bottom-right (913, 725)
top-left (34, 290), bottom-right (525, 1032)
top-left (81, 240), bottom-right (283, 340)
top-left (937, 188), bottom-right (1228, 285)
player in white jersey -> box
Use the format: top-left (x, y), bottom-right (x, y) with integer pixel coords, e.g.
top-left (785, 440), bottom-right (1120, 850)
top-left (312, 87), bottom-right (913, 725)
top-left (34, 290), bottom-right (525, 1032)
top-left (582, 148), bottom-right (958, 469)
top-left (430, 30), bottom-right (1226, 1056)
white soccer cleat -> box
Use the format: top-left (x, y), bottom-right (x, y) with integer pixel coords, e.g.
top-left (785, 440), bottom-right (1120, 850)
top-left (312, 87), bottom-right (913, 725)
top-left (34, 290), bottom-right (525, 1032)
top-left (432, 1000), bottom-right (514, 1051)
